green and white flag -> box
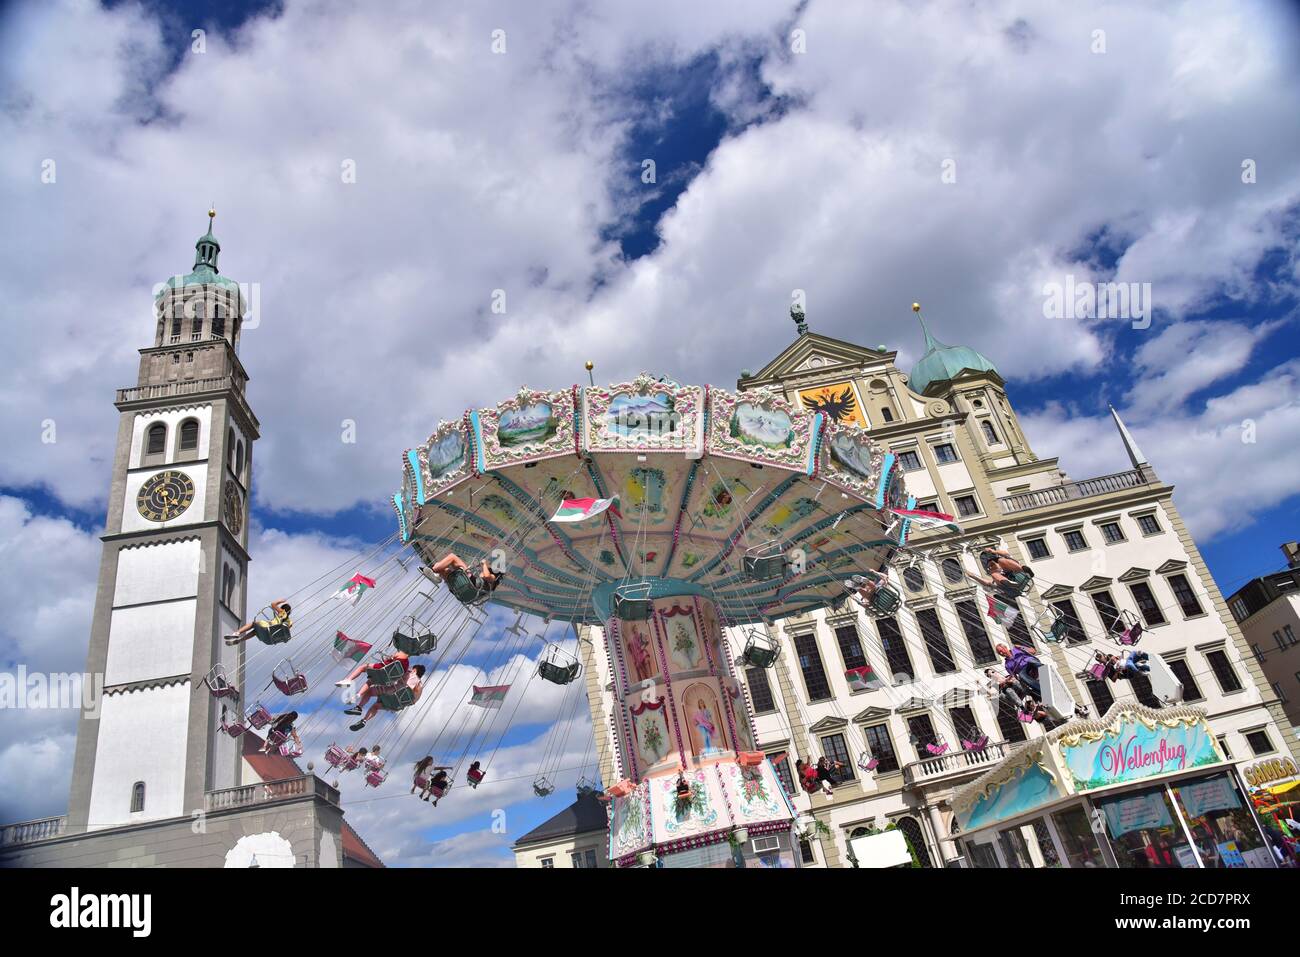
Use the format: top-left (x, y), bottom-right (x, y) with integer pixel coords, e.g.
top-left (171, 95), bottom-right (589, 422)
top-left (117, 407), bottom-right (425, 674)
top-left (469, 684), bottom-right (510, 709)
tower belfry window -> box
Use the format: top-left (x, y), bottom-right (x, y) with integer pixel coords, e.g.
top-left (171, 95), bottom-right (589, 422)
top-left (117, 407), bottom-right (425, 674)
top-left (146, 423), bottom-right (167, 456)
top-left (130, 781), bottom-right (145, 813)
top-left (179, 419), bottom-right (199, 452)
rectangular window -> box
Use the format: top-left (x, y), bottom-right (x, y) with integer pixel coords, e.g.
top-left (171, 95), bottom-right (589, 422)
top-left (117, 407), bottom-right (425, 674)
top-left (833, 624), bottom-right (867, 672)
top-left (1086, 678), bottom-right (1115, 717)
top-left (862, 724), bottom-right (899, 774)
top-left (820, 733), bottom-right (855, 782)
top-left (875, 616), bottom-right (914, 682)
top-left (1167, 574), bottom-right (1204, 618)
top-left (799, 838), bottom-right (816, 864)
top-left (1129, 581), bottom-right (1166, 626)
top-left (1025, 538), bottom-right (1050, 560)
top-left (1217, 736), bottom-right (1232, 759)
top-left (917, 500), bottom-right (939, 514)
top-left (769, 752), bottom-right (795, 796)
top-left (1063, 530), bottom-right (1088, 552)
top-left (955, 600), bottom-right (998, 665)
top-left (949, 706), bottom-right (982, 743)
top-left (914, 608), bottom-right (957, 674)
top-left (1230, 598), bottom-right (1249, 621)
top-left (995, 693), bottom-right (1028, 743)
top-left (906, 713), bottom-right (940, 752)
top-left (981, 420), bottom-right (1000, 445)
top-left (1274, 682), bottom-right (1289, 705)
top-left (1100, 521), bottom-right (1125, 544)
top-left (1245, 729), bottom-right (1274, 756)
top-left (1251, 643), bottom-right (1266, 664)
top-left (745, 666), bottom-right (776, 713)
top-left (1052, 807), bottom-right (1107, 868)
top-left (1128, 672), bottom-right (1162, 708)
top-left (1051, 599), bottom-right (1087, 644)
top-left (897, 450), bottom-right (923, 471)
top-left (1097, 787), bottom-right (1193, 868)
top-left (1166, 658), bottom-right (1203, 702)
top-left (793, 632), bottom-right (832, 702)
top-left (1206, 649), bottom-right (1243, 693)
top-left (1137, 514), bottom-right (1161, 535)
top-left (540, 858), bottom-right (554, 868)
top-left (954, 494), bottom-right (980, 517)
top-left (571, 852), bottom-right (584, 868)
top-left (1003, 601), bottom-right (1033, 648)
top-left (1089, 589), bottom-right (1123, 635)
top-left (1278, 631), bottom-right (1289, 652)
top-left (997, 826), bottom-right (1033, 868)
top-left (933, 443), bottom-right (959, 464)
top-left (881, 407), bottom-right (894, 423)
top-left (1286, 625), bottom-right (1298, 646)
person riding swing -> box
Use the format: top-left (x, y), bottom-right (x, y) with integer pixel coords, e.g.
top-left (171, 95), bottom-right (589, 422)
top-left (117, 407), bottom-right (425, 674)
top-left (428, 553), bottom-right (505, 604)
top-left (225, 599), bottom-right (292, 646)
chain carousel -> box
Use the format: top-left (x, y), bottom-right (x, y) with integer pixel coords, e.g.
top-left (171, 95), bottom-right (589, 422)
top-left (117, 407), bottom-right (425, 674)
top-left (392, 372), bottom-right (911, 867)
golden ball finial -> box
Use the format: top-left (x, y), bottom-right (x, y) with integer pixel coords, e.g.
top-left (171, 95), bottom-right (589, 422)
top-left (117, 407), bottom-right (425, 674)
top-left (208, 207), bottom-right (216, 220)
top-left (912, 302), bottom-right (921, 312)
top-left (584, 361), bottom-right (594, 371)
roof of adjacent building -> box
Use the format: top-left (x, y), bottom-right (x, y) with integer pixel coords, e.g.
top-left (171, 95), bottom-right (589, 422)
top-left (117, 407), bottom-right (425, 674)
top-left (513, 793), bottom-right (608, 848)
top-left (240, 734), bottom-right (384, 868)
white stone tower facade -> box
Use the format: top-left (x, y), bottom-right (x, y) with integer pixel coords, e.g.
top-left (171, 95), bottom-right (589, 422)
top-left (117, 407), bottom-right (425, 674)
top-left (66, 212), bottom-right (258, 832)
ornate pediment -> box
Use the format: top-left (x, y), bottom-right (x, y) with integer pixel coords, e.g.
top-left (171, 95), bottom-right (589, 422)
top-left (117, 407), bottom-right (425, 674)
top-left (852, 706), bottom-right (893, 723)
top-left (1080, 576), bottom-right (1113, 591)
top-left (807, 715), bottom-right (849, 734)
top-left (1155, 559), bottom-right (1188, 575)
top-left (1118, 567), bottom-right (1152, 582)
top-left (1040, 583), bottom-right (1075, 600)
top-left (743, 332), bottom-right (892, 385)
top-left (893, 696), bottom-right (931, 714)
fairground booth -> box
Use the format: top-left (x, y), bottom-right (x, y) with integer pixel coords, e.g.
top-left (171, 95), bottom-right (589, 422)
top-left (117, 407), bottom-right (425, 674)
top-left (953, 704), bottom-right (1280, 868)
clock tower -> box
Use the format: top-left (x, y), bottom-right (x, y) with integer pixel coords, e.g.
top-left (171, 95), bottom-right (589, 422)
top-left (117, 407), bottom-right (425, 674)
top-left (67, 210), bottom-right (258, 831)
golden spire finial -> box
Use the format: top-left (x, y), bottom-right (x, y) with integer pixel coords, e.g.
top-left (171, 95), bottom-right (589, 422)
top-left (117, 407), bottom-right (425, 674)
top-left (208, 206), bottom-right (216, 221)
top-left (912, 302), bottom-right (921, 312)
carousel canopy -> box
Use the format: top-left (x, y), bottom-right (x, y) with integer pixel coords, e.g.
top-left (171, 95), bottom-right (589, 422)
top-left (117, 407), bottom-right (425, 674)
top-left (394, 373), bottom-right (908, 626)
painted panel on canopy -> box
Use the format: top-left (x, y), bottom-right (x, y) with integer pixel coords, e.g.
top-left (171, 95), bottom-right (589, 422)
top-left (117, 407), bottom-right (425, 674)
top-left (597, 455), bottom-right (685, 530)
top-left (709, 387), bottom-right (817, 470)
top-left (629, 697), bottom-right (678, 774)
top-left (477, 385), bottom-right (577, 471)
top-left (678, 678), bottom-right (731, 757)
top-left (419, 418), bottom-right (475, 500)
top-left (583, 375), bottom-right (705, 456)
top-left (818, 419), bottom-right (892, 502)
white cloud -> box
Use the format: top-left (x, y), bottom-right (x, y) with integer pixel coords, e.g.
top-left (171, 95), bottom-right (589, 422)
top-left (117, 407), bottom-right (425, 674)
top-left (2, 0), bottom-right (1297, 518)
top-left (1022, 357), bottom-right (1300, 539)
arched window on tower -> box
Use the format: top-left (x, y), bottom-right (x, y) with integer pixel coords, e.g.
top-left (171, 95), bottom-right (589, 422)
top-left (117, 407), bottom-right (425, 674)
top-left (146, 422), bottom-right (167, 460)
top-left (130, 781), bottom-right (146, 813)
top-left (177, 418), bottom-right (200, 458)
top-left (981, 420), bottom-right (1000, 445)
top-left (235, 440), bottom-right (245, 479)
top-left (228, 428), bottom-right (237, 471)
top-left (212, 303), bottom-right (225, 339)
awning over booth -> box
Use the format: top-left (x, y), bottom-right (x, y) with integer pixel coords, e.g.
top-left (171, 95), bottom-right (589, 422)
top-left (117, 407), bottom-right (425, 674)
top-left (953, 704), bottom-right (1225, 833)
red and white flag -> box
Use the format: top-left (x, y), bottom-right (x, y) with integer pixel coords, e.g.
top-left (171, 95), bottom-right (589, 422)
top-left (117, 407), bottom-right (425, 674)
top-left (550, 496), bottom-right (621, 524)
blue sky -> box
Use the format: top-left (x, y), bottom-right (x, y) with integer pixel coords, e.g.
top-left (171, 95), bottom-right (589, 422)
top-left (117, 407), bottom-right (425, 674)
top-left (3, 0), bottom-right (1300, 865)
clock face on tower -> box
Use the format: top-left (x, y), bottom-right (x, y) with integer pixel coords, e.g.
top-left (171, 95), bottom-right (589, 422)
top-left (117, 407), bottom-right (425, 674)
top-left (136, 469), bottom-right (195, 522)
top-left (222, 481), bottom-right (243, 535)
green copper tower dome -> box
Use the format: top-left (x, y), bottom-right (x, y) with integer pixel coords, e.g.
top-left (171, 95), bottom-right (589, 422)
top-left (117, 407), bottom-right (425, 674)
top-left (907, 303), bottom-right (999, 396)
top-left (155, 208), bottom-right (241, 297)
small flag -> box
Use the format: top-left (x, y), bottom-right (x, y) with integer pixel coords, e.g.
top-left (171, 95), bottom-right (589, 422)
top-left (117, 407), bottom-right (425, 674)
top-left (333, 573), bottom-right (377, 606)
top-left (332, 631), bottom-right (372, 663)
top-left (469, 684), bottom-right (511, 709)
top-left (845, 665), bottom-right (883, 692)
top-left (550, 496), bottom-right (621, 524)
top-left (987, 594), bottom-right (1019, 627)
top-left (887, 507), bottom-right (962, 535)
